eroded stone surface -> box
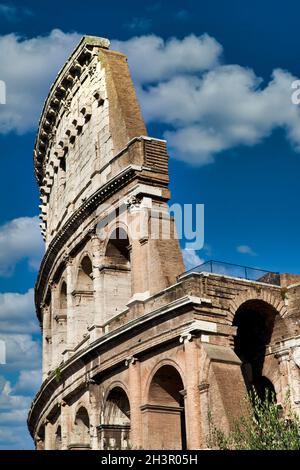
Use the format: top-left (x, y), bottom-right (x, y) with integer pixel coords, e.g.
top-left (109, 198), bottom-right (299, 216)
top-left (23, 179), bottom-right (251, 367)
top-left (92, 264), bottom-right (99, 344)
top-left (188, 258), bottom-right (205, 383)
top-left (29, 36), bottom-right (300, 451)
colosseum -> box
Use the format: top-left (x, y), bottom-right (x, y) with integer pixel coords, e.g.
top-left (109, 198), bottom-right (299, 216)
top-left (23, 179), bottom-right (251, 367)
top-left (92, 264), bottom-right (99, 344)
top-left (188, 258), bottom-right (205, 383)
top-left (28, 35), bottom-right (300, 450)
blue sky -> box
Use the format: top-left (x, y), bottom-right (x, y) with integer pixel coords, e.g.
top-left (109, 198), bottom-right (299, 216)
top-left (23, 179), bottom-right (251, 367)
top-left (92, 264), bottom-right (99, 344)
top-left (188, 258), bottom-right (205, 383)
top-left (1, 0), bottom-right (300, 449)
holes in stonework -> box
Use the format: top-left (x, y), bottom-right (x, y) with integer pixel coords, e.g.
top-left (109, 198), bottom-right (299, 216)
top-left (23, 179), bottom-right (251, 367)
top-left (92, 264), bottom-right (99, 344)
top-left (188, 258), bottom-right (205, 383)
top-left (93, 91), bottom-right (105, 107)
top-left (80, 104), bottom-right (92, 122)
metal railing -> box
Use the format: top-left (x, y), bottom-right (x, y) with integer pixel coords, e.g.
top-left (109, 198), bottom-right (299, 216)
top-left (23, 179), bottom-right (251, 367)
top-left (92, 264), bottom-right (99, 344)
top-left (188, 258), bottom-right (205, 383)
top-left (180, 260), bottom-right (281, 286)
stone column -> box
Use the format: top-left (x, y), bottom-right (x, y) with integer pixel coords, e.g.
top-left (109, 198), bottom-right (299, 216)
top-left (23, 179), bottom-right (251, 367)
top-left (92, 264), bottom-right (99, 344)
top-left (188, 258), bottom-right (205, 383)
top-left (127, 199), bottom-right (150, 298)
top-left (35, 437), bottom-right (45, 451)
top-left (199, 382), bottom-right (210, 448)
top-left (277, 349), bottom-right (300, 417)
top-left (180, 333), bottom-right (202, 449)
top-left (291, 346), bottom-right (300, 416)
top-left (65, 255), bottom-right (76, 350)
top-left (60, 400), bottom-right (70, 450)
top-left (44, 420), bottom-right (53, 450)
top-left (90, 233), bottom-right (104, 328)
top-left (89, 379), bottom-right (100, 450)
top-left (41, 304), bottom-right (51, 381)
top-left (50, 281), bottom-right (58, 364)
top-left (126, 356), bottom-right (143, 449)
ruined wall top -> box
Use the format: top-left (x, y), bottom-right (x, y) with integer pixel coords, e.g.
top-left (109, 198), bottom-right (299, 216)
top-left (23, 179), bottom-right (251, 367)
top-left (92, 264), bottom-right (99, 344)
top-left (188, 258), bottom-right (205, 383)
top-left (34, 35), bottom-right (149, 243)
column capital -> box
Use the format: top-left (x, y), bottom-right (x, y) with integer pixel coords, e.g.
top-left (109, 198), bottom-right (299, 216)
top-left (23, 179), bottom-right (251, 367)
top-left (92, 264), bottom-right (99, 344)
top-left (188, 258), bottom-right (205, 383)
top-left (275, 350), bottom-right (290, 361)
top-left (198, 382), bottom-right (210, 393)
top-left (49, 279), bottom-right (58, 290)
top-left (86, 377), bottom-right (97, 386)
top-left (125, 195), bottom-right (142, 212)
top-left (40, 302), bottom-right (50, 313)
top-left (125, 356), bottom-right (139, 367)
top-left (87, 227), bottom-right (97, 238)
top-left (179, 332), bottom-right (194, 344)
top-left (63, 252), bottom-right (73, 266)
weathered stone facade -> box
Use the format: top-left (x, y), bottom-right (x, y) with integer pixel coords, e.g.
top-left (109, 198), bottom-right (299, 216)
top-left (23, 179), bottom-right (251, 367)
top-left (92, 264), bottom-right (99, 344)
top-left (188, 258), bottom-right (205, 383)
top-left (29, 36), bottom-right (300, 450)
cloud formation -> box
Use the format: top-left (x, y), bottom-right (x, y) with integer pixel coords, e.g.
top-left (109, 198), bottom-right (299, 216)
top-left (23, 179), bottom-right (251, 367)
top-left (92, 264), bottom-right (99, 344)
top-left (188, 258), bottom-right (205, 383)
top-left (0, 377), bottom-right (37, 449)
top-left (0, 29), bottom-right (80, 134)
top-left (182, 248), bottom-right (204, 270)
top-left (13, 370), bottom-right (41, 396)
top-left (0, 216), bottom-right (44, 276)
top-left (0, 333), bottom-right (41, 371)
top-left (112, 34), bottom-right (222, 84)
top-left (1, 29), bottom-right (300, 165)
top-left (0, 288), bottom-right (38, 334)
top-left (113, 34), bottom-right (300, 165)
top-left (237, 245), bottom-right (257, 256)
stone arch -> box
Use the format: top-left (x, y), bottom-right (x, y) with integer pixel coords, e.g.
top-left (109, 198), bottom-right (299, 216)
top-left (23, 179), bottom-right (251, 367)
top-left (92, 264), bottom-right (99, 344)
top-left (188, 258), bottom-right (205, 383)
top-left (59, 280), bottom-right (67, 311)
top-left (101, 226), bottom-right (132, 323)
top-left (145, 363), bottom-right (186, 450)
top-left (228, 288), bottom-right (288, 323)
top-left (100, 386), bottom-right (131, 450)
top-left (103, 380), bottom-right (130, 404)
top-left (103, 221), bottom-right (132, 254)
top-left (233, 298), bottom-right (281, 401)
top-left (54, 424), bottom-right (62, 450)
top-left (144, 358), bottom-right (185, 402)
top-left (71, 406), bottom-right (90, 449)
top-left (75, 254), bottom-right (93, 291)
top-left (73, 253), bottom-right (94, 342)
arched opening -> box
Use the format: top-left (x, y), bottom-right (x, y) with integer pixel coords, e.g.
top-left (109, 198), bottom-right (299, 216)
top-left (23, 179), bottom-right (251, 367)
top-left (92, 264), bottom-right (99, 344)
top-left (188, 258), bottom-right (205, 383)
top-left (77, 256), bottom-right (93, 290)
top-left (233, 300), bottom-right (277, 402)
top-left (100, 387), bottom-right (130, 450)
top-left (102, 228), bottom-right (131, 323)
top-left (54, 425), bottom-right (62, 450)
top-left (59, 281), bottom-right (67, 311)
top-left (146, 365), bottom-right (186, 450)
top-left (70, 407), bottom-right (90, 450)
top-left (74, 255), bottom-right (94, 342)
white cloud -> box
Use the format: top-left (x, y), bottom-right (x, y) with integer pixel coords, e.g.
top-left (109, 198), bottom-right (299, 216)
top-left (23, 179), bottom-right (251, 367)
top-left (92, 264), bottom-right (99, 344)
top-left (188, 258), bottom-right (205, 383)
top-left (0, 29), bottom-right (80, 134)
top-left (1, 29), bottom-right (300, 164)
top-left (0, 377), bottom-right (36, 449)
top-left (0, 379), bottom-right (30, 422)
top-left (13, 369), bottom-right (41, 396)
top-left (113, 34), bottom-right (300, 165)
top-left (237, 245), bottom-right (257, 256)
top-left (111, 34), bottom-right (222, 84)
top-left (0, 216), bottom-right (44, 276)
top-left (0, 288), bottom-right (41, 448)
top-left (0, 288), bottom-right (38, 334)
top-left (141, 66), bottom-right (300, 165)
top-left (0, 333), bottom-right (41, 370)
top-left (182, 248), bottom-right (204, 270)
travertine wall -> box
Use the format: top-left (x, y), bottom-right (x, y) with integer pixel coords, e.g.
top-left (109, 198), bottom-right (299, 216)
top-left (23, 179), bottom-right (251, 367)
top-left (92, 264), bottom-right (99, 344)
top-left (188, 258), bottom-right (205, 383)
top-left (30, 36), bottom-right (300, 450)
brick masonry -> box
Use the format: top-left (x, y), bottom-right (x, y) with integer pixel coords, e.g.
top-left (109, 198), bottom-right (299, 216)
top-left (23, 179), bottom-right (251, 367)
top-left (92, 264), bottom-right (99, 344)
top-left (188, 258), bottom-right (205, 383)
top-left (29, 36), bottom-right (300, 450)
